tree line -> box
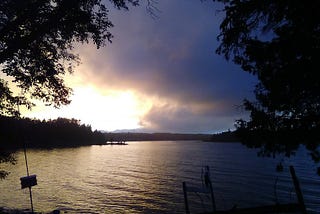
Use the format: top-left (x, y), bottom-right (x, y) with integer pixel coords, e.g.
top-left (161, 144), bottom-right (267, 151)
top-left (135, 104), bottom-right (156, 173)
top-left (0, 116), bottom-right (105, 149)
top-left (105, 132), bottom-right (212, 142)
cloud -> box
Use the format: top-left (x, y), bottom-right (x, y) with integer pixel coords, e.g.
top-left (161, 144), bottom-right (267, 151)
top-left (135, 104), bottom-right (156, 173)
top-left (70, 0), bottom-right (257, 133)
top-left (137, 100), bottom-right (243, 133)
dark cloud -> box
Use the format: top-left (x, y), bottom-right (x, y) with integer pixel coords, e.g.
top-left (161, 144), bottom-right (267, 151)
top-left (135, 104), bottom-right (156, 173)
top-left (77, 0), bottom-right (257, 133)
top-left (137, 101), bottom-right (245, 133)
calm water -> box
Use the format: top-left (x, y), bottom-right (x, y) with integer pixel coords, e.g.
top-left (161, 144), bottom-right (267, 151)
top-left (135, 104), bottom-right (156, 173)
top-left (0, 141), bottom-right (319, 213)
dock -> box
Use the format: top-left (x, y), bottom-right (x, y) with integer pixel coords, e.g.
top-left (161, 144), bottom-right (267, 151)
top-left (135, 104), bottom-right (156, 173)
top-left (183, 166), bottom-right (307, 214)
top-left (105, 141), bottom-right (128, 145)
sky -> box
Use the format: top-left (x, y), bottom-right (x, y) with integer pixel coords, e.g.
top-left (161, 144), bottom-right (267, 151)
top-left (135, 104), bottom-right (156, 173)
top-left (21, 0), bottom-right (257, 133)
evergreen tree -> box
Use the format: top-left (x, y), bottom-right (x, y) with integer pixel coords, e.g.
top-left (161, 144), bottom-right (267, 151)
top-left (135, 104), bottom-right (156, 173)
top-left (215, 0), bottom-right (320, 170)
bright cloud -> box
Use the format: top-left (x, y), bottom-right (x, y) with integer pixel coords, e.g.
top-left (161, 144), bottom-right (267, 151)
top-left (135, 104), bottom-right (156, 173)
top-left (20, 0), bottom-right (257, 133)
top-left (22, 86), bottom-right (152, 131)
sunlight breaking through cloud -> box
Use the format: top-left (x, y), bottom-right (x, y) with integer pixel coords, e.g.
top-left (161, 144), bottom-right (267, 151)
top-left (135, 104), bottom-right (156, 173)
top-left (20, 0), bottom-right (257, 133)
top-left (22, 87), bottom-right (152, 131)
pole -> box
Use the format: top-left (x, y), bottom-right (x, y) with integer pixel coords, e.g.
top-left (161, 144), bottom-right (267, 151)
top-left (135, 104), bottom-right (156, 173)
top-left (182, 182), bottom-right (190, 214)
top-left (289, 166), bottom-right (306, 214)
top-left (23, 144), bottom-right (30, 177)
top-left (28, 187), bottom-right (34, 213)
top-left (209, 181), bottom-right (216, 213)
top-left (18, 102), bottom-right (35, 213)
top-left (23, 144), bottom-right (34, 213)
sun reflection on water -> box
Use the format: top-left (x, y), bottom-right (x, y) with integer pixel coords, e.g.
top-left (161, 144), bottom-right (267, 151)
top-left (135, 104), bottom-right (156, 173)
top-left (0, 142), bottom-right (319, 213)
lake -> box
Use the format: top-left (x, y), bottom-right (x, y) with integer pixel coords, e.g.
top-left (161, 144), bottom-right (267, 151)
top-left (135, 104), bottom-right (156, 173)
top-left (0, 141), bottom-right (319, 213)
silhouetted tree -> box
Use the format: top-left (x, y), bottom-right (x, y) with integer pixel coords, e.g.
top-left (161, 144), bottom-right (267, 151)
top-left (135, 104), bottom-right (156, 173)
top-left (0, 0), bottom-right (141, 179)
top-left (0, 0), bottom-right (140, 116)
top-left (0, 116), bottom-right (106, 147)
top-left (215, 0), bottom-right (320, 171)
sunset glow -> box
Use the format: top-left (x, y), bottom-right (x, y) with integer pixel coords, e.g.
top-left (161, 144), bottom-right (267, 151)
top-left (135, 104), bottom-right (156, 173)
top-left (15, 0), bottom-right (256, 133)
top-left (22, 86), bottom-right (152, 131)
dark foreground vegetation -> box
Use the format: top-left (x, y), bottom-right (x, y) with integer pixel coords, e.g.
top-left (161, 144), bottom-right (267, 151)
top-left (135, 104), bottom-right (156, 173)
top-left (216, 0), bottom-right (320, 172)
top-left (0, 116), bottom-right (105, 149)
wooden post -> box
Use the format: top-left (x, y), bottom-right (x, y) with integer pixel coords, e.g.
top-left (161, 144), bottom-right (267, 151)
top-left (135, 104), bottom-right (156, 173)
top-left (289, 166), bottom-right (307, 214)
top-left (182, 182), bottom-right (190, 214)
top-left (209, 181), bottom-right (216, 213)
top-left (23, 144), bottom-right (34, 213)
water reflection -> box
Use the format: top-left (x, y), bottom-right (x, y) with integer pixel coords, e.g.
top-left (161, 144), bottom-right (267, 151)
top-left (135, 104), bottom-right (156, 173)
top-left (0, 141), bottom-right (319, 213)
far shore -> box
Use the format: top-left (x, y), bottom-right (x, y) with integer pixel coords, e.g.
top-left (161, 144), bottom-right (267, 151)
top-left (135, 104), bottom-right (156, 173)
top-left (104, 131), bottom-right (238, 142)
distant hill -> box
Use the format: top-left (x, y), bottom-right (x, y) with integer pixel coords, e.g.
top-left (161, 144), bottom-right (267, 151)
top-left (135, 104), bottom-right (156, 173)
top-left (104, 131), bottom-right (239, 142)
top-left (104, 132), bottom-right (211, 141)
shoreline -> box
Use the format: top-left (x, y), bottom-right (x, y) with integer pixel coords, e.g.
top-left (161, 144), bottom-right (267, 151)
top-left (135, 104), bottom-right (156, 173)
top-left (0, 207), bottom-right (60, 214)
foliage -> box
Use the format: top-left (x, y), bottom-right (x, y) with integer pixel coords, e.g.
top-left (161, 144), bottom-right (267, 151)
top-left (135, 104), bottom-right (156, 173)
top-left (0, 116), bottom-right (106, 148)
top-left (0, 151), bottom-right (16, 179)
top-left (215, 0), bottom-right (320, 167)
top-left (0, 0), bottom-right (139, 116)
top-left (0, 0), bottom-right (140, 179)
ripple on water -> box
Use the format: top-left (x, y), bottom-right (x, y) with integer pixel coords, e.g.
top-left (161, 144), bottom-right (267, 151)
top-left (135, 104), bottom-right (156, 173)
top-left (0, 142), bottom-right (319, 213)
